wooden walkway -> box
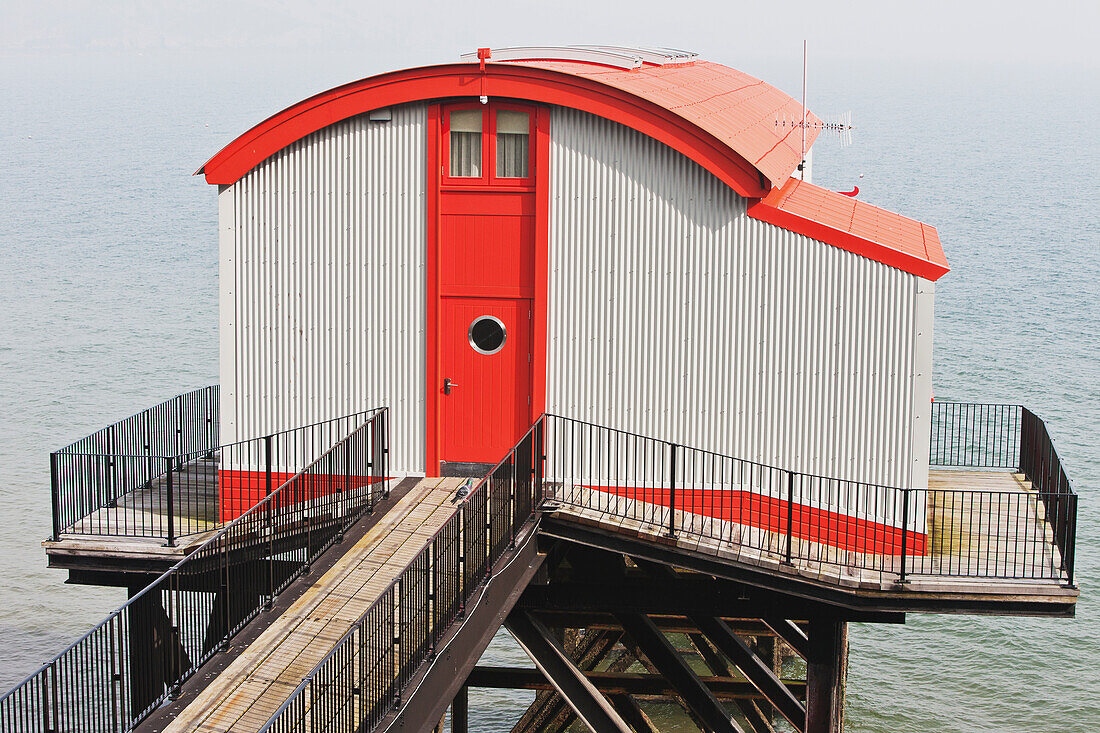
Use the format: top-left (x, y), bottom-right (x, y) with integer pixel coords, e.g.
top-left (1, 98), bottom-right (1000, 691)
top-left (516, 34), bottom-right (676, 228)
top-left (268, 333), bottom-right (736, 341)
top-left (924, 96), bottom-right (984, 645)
top-left (547, 470), bottom-right (1068, 592)
top-left (162, 476), bottom-right (466, 733)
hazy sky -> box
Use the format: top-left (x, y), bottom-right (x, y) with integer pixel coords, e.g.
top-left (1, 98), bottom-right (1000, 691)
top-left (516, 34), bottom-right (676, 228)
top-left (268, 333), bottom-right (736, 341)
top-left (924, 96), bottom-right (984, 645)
top-left (3, 0), bottom-right (1099, 77)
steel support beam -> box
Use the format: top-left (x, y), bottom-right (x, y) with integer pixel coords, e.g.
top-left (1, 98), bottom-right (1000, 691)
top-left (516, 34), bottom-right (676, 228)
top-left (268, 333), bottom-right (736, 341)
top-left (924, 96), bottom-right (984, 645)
top-left (528, 610), bottom-right (784, 637)
top-left (512, 629), bottom-right (623, 733)
top-left (689, 633), bottom-right (777, 733)
top-left (452, 684), bottom-right (468, 733)
top-left (763, 617), bottom-right (811, 660)
top-left (542, 519), bottom-right (1075, 617)
top-left (506, 611), bottom-right (633, 733)
top-left (694, 616), bottom-right (806, 732)
top-left (616, 613), bottom-right (745, 733)
top-left (519, 580), bottom-right (902, 624)
top-left (608, 694), bottom-right (659, 733)
top-left (466, 666), bottom-right (805, 700)
top-left (805, 619), bottom-right (848, 733)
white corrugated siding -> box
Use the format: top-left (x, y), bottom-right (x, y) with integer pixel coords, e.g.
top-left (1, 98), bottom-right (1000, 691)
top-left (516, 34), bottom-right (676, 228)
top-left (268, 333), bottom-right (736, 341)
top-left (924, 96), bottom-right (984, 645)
top-left (219, 100), bottom-right (934, 505)
top-left (547, 107), bottom-right (932, 497)
top-left (220, 104), bottom-right (427, 475)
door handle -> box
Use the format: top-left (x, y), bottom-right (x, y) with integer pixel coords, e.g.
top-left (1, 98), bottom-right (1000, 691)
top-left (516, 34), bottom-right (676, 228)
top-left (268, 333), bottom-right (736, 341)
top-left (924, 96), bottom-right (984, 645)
top-left (444, 378), bottom-right (458, 395)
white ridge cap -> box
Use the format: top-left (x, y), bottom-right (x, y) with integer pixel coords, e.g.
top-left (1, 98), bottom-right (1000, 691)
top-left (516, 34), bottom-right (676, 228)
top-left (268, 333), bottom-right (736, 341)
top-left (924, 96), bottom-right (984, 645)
top-left (460, 45), bottom-right (700, 69)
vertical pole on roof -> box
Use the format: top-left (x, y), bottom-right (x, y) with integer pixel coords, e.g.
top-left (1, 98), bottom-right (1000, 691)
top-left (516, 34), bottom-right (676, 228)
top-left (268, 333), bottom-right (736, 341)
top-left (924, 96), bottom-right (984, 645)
top-left (801, 39), bottom-right (808, 180)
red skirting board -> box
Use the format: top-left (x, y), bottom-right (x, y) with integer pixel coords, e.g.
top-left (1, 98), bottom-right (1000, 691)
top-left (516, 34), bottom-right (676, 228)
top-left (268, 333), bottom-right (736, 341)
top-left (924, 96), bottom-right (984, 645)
top-left (586, 485), bottom-right (926, 555)
top-left (219, 470), bottom-right (387, 523)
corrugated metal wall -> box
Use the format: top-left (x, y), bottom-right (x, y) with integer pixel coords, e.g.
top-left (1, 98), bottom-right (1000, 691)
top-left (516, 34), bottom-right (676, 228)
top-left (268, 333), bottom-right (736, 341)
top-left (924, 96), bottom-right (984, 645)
top-left (546, 106), bottom-right (933, 492)
top-left (219, 100), bottom-right (934, 495)
top-left (219, 103), bottom-right (427, 475)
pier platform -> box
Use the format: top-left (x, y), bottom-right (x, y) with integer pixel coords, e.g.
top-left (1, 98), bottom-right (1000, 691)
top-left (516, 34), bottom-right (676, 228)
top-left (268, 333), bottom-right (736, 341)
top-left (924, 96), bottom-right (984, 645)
top-left (543, 469), bottom-right (1077, 616)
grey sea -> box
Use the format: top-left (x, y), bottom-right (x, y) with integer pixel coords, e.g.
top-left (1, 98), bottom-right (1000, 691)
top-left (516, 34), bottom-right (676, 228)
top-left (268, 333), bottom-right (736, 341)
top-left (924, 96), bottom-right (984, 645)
top-left (1, 54), bottom-right (1096, 731)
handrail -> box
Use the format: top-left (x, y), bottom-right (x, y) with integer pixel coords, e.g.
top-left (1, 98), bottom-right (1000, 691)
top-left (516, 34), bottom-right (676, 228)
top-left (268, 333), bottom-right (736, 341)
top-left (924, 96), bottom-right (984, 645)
top-left (49, 387), bottom-right (381, 542)
top-left (50, 385), bottom-right (219, 540)
top-left (259, 418), bottom-right (545, 733)
top-left (545, 405), bottom-right (1077, 585)
top-left (1, 407), bottom-right (390, 733)
top-left (55, 385), bottom-right (220, 457)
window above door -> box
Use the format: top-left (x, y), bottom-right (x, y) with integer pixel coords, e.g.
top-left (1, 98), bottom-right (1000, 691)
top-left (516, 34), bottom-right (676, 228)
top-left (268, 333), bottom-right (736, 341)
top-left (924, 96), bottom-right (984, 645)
top-left (442, 103), bottom-right (535, 187)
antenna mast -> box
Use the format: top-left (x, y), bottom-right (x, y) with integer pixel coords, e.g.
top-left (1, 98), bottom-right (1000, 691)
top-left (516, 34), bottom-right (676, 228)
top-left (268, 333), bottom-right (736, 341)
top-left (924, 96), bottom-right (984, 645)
top-left (801, 40), bottom-right (807, 180)
top-left (775, 41), bottom-right (854, 180)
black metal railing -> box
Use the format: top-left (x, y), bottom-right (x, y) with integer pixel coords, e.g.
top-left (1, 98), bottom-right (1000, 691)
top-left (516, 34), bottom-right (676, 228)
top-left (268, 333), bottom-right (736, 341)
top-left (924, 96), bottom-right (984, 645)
top-left (930, 402), bottom-right (1077, 584)
top-left (1018, 408), bottom-right (1078, 584)
top-left (259, 419), bottom-right (544, 733)
top-left (0, 408), bottom-right (389, 733)
top-left (544, 404), bottom-right (1077, 586)
top-left (49, 387), bottom-right (386, 546)
top-left (50, 385), bottom-right (220, 540)
top-left (929, 402), bottom-right (1022, 469)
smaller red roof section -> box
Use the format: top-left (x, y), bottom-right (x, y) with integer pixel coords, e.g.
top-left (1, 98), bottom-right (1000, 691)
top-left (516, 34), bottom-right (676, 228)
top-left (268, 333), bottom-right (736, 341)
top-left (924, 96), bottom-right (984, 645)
top-left (748, 179), bottom-right (949, 281)
top-left (512, 59), bottom-right (818, 188)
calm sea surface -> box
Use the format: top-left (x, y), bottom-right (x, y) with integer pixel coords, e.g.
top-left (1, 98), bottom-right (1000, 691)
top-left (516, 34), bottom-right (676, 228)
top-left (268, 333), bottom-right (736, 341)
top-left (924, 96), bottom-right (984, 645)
top-left (0, 55), bottom-right (1096, 731)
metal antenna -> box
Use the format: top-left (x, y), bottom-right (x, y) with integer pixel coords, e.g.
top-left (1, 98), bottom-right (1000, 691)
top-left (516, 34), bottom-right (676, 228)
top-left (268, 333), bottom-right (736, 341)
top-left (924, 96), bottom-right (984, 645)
top-left (801, 40), bottom-right (807, 180)
top-left (775, 41), bottom-right (855, 165)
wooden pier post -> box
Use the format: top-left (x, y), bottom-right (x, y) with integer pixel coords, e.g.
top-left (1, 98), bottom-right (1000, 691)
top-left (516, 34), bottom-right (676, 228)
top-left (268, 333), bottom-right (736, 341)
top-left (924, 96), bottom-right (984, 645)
top-left (805, 619), bottom-right (848, 733)
top-left (451, 684), bottom-right (469, 733)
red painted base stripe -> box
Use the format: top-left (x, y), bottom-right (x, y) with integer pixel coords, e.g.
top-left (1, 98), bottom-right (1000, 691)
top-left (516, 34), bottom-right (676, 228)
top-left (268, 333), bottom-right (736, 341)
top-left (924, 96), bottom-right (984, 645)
top-left (218, 470), bottom-right (388, 523)
top-left (587, 485), bottom-right (926, 555)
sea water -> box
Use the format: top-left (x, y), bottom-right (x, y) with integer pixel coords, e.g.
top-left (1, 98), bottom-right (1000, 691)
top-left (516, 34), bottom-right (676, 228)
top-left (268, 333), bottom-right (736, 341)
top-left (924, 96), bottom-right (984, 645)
top-left (0, 54), bottom-right (1096, 731)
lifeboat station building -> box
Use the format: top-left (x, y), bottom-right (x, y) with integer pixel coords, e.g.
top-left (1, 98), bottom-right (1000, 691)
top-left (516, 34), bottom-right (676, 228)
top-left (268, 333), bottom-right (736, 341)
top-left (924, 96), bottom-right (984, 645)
top-left (206, 47), bottom-right (945, 541)
top-left (14, 47), bottom-right (1079, 733)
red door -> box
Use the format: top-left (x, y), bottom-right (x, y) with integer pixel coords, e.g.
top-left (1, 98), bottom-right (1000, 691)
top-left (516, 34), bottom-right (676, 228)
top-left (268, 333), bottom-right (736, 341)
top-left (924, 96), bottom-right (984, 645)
top-left (440, 298), bottom-right (531, 463)
top-left (430, 102), bottom-right (541, 471)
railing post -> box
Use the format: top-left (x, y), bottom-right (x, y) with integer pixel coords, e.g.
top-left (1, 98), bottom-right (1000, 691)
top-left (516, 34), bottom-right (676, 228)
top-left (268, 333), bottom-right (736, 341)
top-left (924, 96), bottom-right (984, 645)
top-left (49, 452), bottom-right (61, 541)
top-left (1017, 407), bottom-right (1030, 475)
top-left (344, 431), bottom-right (352, 522)
top-left (429, 542), bottom-right (438, 658)
top-left (382, 409), bottom-right (390, 499)
top-left (784, 472), bottom-right (795, 565)
top-left (265, 435), bottom-right (273, 502)
top-left (510, 454), bottom-right (517, 548)
top-left (165, 456), bottom-right (176, 547)
top-left (1065, 494), bottom-right (1077, 588)
top-left (176, 397), bottom-right (183, 461)
top-left (393, 578), bottom-right (403, 709)
top-left (48, 659), bottom-right (59, 733)
top-left (106, 423), bottom-right (118, 507)
top-left (667, 442), bottom-right (678, 538)
top-left (265, 434), bottom-right (274, 609)
top-left (899, 488), bottom-right (910, 584)
top-left (536, 416), bottom-right (546, 504)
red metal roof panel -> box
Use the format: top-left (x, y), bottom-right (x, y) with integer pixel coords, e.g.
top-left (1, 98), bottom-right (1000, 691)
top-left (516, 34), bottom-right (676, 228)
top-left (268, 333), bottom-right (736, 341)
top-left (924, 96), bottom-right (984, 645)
top-left (747, 178), bottom-right (949, 281)
top-left (511, 60), bottom-right (818, 187)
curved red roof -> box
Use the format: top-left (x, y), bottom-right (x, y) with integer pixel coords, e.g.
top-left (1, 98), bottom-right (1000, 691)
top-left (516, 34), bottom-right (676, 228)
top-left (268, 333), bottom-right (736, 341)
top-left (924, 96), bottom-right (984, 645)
top-left (198, 59), bottom-right (816, 195)
top-left (509, 59), bottom-right (818, 188)
top-left (199, 52), bottom-right (947, 281)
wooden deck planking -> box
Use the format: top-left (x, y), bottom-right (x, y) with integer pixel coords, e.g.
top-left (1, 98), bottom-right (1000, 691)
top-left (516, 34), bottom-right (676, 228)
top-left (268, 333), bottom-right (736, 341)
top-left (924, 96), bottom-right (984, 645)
top-left (548, 470), bottom-right (1067, 591)
top-left (163, 476), bottom-right (466, 733)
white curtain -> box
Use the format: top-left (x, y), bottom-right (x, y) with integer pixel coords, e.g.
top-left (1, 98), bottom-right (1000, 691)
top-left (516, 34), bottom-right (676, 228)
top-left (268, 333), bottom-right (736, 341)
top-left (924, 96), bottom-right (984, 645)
top-left (496, 110), bottom-right (530, 178)
top-left (449, 109), bottom-right (482, 177)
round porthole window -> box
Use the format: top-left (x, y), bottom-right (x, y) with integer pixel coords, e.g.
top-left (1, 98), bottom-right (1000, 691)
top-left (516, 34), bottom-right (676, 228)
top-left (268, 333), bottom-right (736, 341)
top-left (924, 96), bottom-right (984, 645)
top-left (468, 316), bottom-right (507, 355)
